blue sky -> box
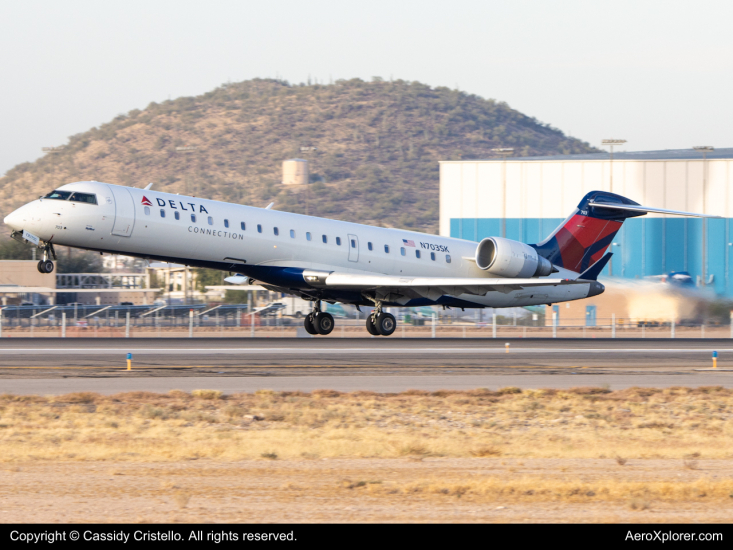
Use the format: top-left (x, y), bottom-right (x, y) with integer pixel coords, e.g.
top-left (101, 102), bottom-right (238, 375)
top-left (1, 0), bottom-right (731, 175)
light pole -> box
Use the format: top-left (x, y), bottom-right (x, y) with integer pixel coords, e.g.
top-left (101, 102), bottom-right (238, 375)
top-left (694, 146), bottom-right (714, 286)
top-left (492, 148), bottom-right (514, 238)
top-left (601, 139), bottom-right (626, 193)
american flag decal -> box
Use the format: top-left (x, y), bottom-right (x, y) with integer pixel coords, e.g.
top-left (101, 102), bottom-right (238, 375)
top-left (402, 239), bottom-right (416, 247)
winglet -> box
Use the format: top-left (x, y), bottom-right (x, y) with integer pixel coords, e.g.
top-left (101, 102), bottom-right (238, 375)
top-left (578, 252), bottom-right (612, 281)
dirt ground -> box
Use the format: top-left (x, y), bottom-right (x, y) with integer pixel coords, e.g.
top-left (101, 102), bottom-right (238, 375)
top-left (2, 458), bottom-right (733, 523)
top-left (3, 387), bottom-right (733, 523)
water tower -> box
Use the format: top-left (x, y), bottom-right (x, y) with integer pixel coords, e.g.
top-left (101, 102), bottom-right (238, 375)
top-left (282, 159), bottom-right (309, 185)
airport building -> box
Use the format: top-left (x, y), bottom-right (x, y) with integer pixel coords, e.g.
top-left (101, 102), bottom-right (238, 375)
top-left (439, 148), bottom-right (733, 295)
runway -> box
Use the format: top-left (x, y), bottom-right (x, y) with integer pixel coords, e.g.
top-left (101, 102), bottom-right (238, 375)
top-left (0, 337), bottom-right (729, 370)
top-left (0, 338), bottom-right (731, 393)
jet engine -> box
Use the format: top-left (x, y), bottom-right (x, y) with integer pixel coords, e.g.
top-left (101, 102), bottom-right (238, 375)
top-left (474, 237), bottom-right (553, 278)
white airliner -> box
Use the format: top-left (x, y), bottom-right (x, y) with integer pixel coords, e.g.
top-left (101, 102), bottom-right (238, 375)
top-left (3, 181), bottom-right (714, 336)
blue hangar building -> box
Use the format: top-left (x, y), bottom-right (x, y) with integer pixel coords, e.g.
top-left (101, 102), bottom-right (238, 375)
top-left (439, 148), bottom-right (733, 294)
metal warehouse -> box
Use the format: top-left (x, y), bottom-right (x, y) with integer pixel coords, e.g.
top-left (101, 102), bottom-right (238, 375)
top-left (439, 148), bottom-right (733, 294)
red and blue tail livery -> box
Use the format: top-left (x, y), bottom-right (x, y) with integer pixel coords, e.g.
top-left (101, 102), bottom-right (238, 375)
top-left (531, 191), bottom-right (644, 273)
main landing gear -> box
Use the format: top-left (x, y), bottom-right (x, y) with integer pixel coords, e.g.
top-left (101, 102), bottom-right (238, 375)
top-left (303, 300), bottom-right (334, 336)
top-left (36, 243), bottom-right (56, 274)
top-left (301, 299), bottom-right (397, 337)
top-left (366, 302), bottom-right (396, 336)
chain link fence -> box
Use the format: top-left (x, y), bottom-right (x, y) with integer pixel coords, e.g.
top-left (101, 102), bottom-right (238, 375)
top-left (0, 304), bottom-right (730, 338)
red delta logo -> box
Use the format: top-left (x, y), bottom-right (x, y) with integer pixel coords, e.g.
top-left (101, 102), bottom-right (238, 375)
top-left (141, 195), bottom-right (210, 213)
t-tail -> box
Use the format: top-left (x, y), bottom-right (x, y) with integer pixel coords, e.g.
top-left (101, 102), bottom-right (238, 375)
top-left (532, 190), bottom-right (719, 276)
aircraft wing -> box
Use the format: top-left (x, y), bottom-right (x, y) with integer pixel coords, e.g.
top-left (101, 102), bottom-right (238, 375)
top-left (225, 272), bottom-right (591, 304)
top-left (319, 273), bottom-right (587, 304)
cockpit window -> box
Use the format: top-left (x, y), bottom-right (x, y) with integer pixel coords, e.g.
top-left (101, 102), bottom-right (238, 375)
top-left (43, 190), bottom-right (97, 204)
top-left (43, 190), bottom-right (72, 201)
top-left (68, 192), bottom-right (97, 204)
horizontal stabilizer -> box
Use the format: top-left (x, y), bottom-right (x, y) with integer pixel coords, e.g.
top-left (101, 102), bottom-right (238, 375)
top-left (588, 201), bottom-right (721, 218)
top-left (578, 252), bottom-right (612, 281)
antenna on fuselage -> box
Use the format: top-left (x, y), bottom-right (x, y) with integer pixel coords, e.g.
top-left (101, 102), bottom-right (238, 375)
top-left (144, 182), bottom-right (154, 190)
top-left (265, 202), bottom-right (275, 210)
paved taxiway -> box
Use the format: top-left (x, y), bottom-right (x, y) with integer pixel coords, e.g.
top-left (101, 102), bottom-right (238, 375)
top-left (0, 337), bottom-right (731, 393)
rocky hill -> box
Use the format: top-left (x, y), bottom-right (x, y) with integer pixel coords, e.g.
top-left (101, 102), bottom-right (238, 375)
top-left (3, 78), bottom-right (596, 233)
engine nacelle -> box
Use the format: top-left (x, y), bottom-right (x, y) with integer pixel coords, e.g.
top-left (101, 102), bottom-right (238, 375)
top-left (475, 237), bottom-right (553, 278)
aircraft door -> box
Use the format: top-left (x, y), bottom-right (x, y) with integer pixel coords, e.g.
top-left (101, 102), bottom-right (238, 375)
top-left (108, 185), bottom-right (136, 237)
top-left (347, 234), bottom-right (359, 262)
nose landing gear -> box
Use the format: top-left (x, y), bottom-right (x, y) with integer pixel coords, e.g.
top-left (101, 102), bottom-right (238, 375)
top-left (37, 260), bottom-right (54, 274)
top-left (36, 243), bottom-right (56, 274)
top-left (303, 300), bottom-right (335, 336)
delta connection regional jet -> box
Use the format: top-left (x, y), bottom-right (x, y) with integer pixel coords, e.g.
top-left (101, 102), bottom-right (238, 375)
top-left (3, 181), bottom-right (716, 336)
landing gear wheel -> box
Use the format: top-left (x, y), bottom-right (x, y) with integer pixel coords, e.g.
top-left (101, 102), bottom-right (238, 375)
top-left (37, 260), bottom-right (54, 274)
top-left (304, 314), bottom-right (318, 335)
top-left (315, 312), bottom-right (334, 335)
top-left (365, 315), bottom-right (380, 336)
top-left (375, 312), bottom-right (396, 336)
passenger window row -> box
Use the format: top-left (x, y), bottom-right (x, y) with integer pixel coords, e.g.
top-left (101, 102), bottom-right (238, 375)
top-left (142, 207), bottom-right (452, 262)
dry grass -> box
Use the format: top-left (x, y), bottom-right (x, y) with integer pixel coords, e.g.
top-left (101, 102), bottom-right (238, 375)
top-left (359, 475), bottom-right (733, 503)
top-left (1, 386), bottom-right (733, 462)
top-left (191, 389), bottom-right (222, 400)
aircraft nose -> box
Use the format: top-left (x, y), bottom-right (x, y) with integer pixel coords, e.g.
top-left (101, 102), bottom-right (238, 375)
top-left (3, 208), bottom-right (24, 231)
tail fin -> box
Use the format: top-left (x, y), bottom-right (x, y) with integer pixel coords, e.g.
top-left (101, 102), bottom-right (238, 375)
top-left (531, 191), bottom-right (642, 273)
